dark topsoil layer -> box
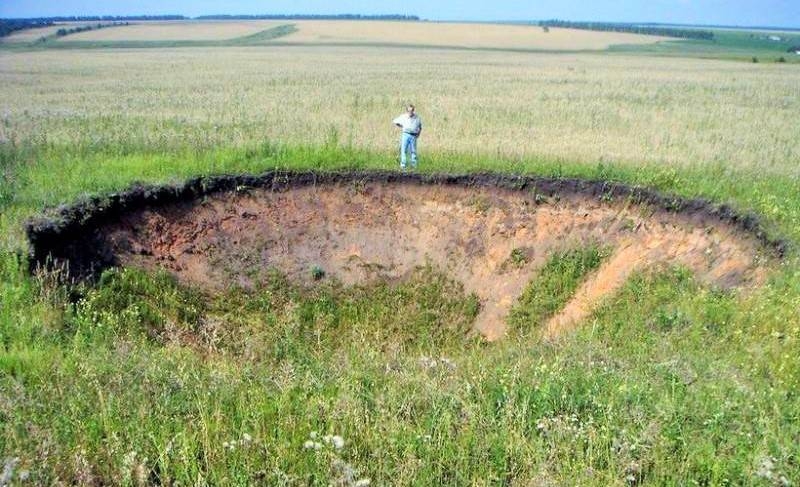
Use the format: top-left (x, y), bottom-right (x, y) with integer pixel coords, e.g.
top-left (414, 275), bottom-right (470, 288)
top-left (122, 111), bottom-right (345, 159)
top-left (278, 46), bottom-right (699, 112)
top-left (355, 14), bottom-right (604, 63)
top-left (25, 171), bottom-right (789, 281)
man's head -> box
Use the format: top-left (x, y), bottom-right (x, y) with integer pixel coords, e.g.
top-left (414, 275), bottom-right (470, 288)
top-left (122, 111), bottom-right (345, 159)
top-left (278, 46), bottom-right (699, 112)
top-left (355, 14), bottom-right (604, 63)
top-left (406, 104), bottom-right (416, 116)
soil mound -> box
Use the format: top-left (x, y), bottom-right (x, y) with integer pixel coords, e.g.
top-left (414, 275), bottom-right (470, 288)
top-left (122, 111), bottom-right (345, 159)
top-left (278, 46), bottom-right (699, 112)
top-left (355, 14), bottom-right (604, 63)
top-left (27, 172), bottom-right (779, 340)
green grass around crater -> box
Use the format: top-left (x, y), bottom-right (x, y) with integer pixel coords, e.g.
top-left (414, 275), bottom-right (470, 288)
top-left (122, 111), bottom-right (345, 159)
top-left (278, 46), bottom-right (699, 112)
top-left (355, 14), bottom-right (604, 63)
top-left (1, 142), bottom-right (799, 483)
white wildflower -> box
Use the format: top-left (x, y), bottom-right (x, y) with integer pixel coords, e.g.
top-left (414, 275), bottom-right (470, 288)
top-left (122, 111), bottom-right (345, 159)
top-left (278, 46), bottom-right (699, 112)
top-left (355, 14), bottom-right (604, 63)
top-left (332, 435), bottom-right (345, 449)
top-left (1, 458), bottom-right (19, 486)
top-left (354, 479), bottom-right (371, 487)
top-left (756, 456), bottom-right (776, 480)
top-left (331, 458), bottom-right (356, 484)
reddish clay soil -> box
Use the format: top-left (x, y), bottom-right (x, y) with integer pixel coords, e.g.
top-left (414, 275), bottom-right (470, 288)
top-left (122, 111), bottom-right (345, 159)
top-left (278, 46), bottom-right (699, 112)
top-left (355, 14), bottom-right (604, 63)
top-left (104, 182), bottom-right (767, 340)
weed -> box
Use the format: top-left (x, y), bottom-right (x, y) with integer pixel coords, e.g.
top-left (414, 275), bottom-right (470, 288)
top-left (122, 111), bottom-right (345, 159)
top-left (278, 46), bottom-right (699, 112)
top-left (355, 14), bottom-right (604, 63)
top-left (509, 244), bottom-right (607, 334)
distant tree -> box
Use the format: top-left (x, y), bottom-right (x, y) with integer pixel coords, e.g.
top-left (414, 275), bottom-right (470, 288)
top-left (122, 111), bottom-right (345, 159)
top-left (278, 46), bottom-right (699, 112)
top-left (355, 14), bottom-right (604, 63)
top-left (47, 22), bottom-right (126, 39)
top-left (777, 56), bottom-right (786, 63)
top-left (542, 26), bottom-right (549, 33)
top-left (752, 56), bottom-right (759, 63)
top-left (0, 19), bottom-right (54, 37)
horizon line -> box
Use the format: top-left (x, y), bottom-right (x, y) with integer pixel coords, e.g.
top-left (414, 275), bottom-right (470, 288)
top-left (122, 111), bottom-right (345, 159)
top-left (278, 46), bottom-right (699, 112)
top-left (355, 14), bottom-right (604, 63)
top-left (1, 14), bottom-right (798, 31)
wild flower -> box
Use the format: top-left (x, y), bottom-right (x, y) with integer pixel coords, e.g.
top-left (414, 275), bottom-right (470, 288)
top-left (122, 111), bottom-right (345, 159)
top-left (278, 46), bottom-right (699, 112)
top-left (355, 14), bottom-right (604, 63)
top-left (332, 435), bottom-right (345, 449)
top-left (755, 456), bottom-right (773, 479)
top-left (303, 439), bottom-right (323, 450)
top-left (224, 433), bottom-right (254, 452)
top-left (419, 356), bottom-right (457, 372)
top-left (1, 457), bottom-right (19, 486)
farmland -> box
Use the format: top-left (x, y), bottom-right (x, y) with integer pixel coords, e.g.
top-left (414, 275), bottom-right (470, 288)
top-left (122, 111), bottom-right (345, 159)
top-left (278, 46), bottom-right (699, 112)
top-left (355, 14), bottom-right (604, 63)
top-left (0, 22), bottom-right (93, 42)
top-left (1, 19), bottom-right (800, 485)
top-left (52, 20), bottom-right (666, 49)
top-left (59, 20), bottom-right (284, 41)
top-left (271, 20), bottom-right (666, 50)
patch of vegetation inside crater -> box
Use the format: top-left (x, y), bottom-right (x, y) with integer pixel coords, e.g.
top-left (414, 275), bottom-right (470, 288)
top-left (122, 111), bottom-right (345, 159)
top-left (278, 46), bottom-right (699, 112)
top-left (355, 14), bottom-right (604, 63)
top-left (68, 264), bottom-right (482, 360)
top-left (509, 244), bottom-right (608, 336)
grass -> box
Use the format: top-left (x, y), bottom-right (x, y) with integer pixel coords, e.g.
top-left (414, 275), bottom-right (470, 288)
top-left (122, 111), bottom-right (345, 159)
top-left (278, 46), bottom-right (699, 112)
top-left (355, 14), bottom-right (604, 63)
top-left (1, 47), bottom-right (797, 175)
top-left (0, 37), bottom-right (799, 484)
top-left (509, 245), bottom-right (607, 336)
top-left (613, 29), bottom-right (800, 63)
top-left (1, 142), bottom-right (799, 483)
top-left (3, 228), bottom-right (798, 483)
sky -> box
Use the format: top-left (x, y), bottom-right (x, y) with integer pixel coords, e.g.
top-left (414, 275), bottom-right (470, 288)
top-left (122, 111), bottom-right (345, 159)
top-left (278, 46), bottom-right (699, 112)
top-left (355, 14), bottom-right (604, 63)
top-left (1, 0), bottom-right (799, 28)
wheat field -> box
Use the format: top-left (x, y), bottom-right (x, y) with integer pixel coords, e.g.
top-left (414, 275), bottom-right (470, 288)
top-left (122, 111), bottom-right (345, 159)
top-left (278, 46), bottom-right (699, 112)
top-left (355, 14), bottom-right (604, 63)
top-left (282, 20), bottom-right (667, 50)
top-left (1, 46), bottom-right (797, 174)
top-left (0, 22), bottom-right (93, 42)
top-left (59, 20), bottom-right (284, 41)
top-left (53, 19), bottom-right (668, 49)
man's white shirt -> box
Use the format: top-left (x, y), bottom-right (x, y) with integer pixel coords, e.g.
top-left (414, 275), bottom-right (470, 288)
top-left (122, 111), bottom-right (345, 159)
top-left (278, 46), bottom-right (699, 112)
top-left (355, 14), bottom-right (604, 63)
top-left (393, 113), bottom-right (422, 135)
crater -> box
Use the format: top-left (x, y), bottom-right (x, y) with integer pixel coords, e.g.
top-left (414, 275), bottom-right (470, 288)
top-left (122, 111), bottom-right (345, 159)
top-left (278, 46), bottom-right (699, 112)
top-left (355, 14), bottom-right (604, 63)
top-left (26, 172), bottom-right (781, 340)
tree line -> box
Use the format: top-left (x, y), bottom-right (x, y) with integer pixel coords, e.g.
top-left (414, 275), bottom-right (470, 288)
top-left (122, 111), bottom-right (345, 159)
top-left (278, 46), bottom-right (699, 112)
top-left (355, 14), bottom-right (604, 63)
top-left (0, 19), bottom-right (53, 37)
top-left (54, 22), bottom-right (129, 38)
top-left (4, 15), bottom-right (186, 22)
top-left (539, 20), bottom-right (715, 40)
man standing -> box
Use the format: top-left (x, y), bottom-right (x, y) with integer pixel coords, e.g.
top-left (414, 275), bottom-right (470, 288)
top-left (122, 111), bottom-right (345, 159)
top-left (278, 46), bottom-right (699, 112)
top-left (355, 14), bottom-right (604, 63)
top-left (392, 104), bottom-right (422, 170)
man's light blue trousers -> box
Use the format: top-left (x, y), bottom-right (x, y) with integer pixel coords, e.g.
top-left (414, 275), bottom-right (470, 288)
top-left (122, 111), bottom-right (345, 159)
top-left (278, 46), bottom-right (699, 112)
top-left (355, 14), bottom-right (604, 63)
top-left (400, 132), bottom-right (418, 168)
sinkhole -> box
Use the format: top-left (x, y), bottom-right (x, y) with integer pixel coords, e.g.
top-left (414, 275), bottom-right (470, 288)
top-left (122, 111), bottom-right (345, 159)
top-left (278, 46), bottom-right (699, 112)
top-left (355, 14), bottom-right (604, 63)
top-left (26, 171), bottom-right (781, 340)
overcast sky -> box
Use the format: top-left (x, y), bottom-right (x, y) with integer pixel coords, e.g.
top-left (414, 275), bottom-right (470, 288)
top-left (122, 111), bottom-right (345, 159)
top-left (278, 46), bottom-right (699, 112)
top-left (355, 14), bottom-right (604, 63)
top-left (1, 0), bottom-right (798, 28)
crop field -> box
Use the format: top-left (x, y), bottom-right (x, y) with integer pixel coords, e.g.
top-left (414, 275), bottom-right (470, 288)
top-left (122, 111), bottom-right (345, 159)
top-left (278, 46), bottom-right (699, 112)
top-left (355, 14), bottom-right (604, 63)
top-left (279, 21), bottom-right (666, 50)
top-left (1, 20), bottom-right (800, 485)
top-left (0, 22), bottom-right (92, 42)
top-left (60, 20), bottom-right (284, 42)
top-left (44, 20), bottom-right (667, 50)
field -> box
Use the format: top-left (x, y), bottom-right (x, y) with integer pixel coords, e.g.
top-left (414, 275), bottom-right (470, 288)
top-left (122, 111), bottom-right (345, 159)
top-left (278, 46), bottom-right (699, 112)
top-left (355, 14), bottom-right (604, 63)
top-left (278, 21), bottom-right (666, 50)
top-left (59, 20), bottom-right (284, 41)
top-left (0, 22), bottom-right (93, 43)
top-left (1, 20), bottom-right (800, 485)
top-left (48, 20), bottom-right (666, 50)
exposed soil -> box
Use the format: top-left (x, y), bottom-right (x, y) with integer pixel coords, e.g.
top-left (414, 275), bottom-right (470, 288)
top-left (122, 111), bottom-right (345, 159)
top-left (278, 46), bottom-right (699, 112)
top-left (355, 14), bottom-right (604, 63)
top-left (92, 181), bottom-right (767, 340)
top-left (26, 172), bottom-right (782, 340)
